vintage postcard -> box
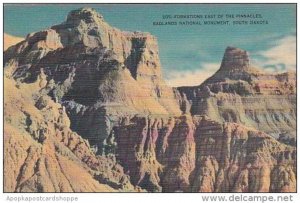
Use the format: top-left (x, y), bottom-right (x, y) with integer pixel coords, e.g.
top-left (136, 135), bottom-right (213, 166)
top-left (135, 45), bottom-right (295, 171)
top-left (2, 3), bottom-right (297, 196)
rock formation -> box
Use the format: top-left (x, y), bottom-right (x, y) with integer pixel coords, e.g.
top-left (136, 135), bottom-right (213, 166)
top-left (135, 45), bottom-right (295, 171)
top-left (4, 8), bottom-right (296, 192)
top-left (179, 46), bottom-right (296, 145)
top-left (4, 75), bottom-right (136, 192)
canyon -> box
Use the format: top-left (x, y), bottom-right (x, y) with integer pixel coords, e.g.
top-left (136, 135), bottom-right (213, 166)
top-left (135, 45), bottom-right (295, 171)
top-left (4, 8), bottom-right (296, 192)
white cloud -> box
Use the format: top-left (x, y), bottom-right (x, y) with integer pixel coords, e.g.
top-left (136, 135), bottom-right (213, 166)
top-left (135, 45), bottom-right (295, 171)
top-left (165, 63), bottom-right (220, 87)
top-left (254, 35), bottom-right (296, 72)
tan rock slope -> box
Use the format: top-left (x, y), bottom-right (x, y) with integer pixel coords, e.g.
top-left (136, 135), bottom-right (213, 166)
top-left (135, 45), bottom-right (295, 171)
top-left (3, 33), bottom-right (24, 51)
top-left (4, 8), bottom-right (296, 192)
top-left (4, 75), bottom-right (135, 192)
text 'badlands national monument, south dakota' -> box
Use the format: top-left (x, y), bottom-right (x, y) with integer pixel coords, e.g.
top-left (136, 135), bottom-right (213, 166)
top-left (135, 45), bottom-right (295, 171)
top-left (3, 4), bottom-right (296, 192)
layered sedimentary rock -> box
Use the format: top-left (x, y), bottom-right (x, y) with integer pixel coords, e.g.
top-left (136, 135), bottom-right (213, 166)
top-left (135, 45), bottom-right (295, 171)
top-left (4, 8), bottom-right (180, 115)
top-left (191, 118), bottom-right (296, 192)
top-left (4, 8), bottom-right (296, 192)
top-left (110, 115), bottom-right (295, 192)
top-left (179, 47), bottom-right (296, 145)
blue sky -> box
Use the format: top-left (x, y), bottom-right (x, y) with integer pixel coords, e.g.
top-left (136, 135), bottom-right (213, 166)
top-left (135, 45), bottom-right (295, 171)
top-left (4, 4), bottom-right (296, 86)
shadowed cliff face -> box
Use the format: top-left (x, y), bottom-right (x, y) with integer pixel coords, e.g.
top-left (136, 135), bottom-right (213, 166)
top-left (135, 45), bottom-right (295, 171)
top-left (4, 8), bottom-right (296, 192)
top-left (4, 7), bottom-right (181, 147)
